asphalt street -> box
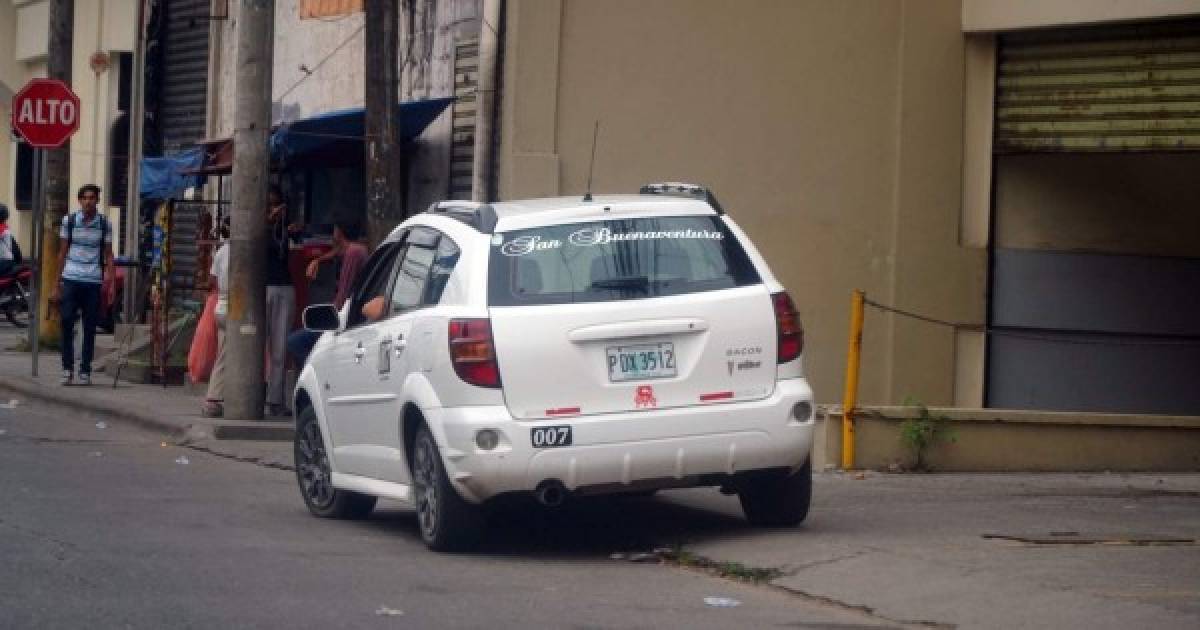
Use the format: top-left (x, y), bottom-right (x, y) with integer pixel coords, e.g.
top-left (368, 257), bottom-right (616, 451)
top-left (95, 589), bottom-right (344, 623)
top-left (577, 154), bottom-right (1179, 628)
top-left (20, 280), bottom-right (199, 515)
top-left (0, 398), bottom-right (894, 630)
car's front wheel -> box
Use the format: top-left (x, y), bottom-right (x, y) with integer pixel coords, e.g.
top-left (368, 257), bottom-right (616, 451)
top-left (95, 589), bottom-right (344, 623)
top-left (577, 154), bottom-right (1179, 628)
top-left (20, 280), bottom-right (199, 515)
top-left (294, 406), bottom-right (376, 519)
top-left (411, 425), bottom-right (483, 551)
top-left (738, 459), bottom-right (812, 527)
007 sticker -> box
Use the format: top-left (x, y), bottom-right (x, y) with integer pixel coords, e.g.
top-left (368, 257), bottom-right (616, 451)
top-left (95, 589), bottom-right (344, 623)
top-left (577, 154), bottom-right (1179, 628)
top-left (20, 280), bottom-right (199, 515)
top-left (531, 426), bottom-right (573, 448)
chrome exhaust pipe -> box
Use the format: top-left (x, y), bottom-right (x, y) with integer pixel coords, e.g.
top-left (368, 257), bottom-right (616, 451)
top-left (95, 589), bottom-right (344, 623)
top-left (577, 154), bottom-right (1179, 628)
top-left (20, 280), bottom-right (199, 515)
top-left (535, 480), bottom-right (567, 507)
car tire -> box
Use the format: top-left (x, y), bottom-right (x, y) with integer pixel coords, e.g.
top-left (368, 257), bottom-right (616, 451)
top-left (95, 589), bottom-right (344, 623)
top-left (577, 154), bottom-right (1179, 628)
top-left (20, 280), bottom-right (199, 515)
top-left (294, 406), bottom-right (377, 519)
top-left (738, 459), bottom-right (812, 527)
top-left (411, 425), bottom-right (484, 551)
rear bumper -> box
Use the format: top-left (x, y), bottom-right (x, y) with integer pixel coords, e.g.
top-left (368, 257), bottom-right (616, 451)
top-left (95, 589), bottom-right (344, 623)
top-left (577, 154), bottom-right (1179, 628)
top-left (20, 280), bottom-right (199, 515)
top-left (427, 378), bottom-right (814, 503)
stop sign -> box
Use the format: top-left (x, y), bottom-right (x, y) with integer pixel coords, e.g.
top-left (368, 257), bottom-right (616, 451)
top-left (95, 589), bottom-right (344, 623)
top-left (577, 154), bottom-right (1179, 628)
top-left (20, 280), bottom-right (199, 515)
top-left (11, 78), bottom-right (81, 149)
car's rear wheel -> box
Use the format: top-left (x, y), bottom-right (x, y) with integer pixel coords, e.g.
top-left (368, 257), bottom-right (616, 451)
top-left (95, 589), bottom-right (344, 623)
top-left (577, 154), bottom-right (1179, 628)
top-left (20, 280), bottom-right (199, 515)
top-left (294, 406), bottom-right (376, 519)
top-left (411, 425), bottom-right (483, 551)
top-left (738, 459), bottom-right (812, 527)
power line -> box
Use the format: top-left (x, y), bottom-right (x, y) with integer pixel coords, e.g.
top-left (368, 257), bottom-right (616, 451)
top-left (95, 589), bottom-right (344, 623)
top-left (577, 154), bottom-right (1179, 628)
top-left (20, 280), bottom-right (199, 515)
top-left (274, 23), bottom-right (366, 103)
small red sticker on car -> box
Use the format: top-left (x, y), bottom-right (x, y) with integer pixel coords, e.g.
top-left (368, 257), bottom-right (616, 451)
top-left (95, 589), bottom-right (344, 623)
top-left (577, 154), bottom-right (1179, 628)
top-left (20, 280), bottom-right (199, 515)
top-left (634, 385), bottom-right (657, 408)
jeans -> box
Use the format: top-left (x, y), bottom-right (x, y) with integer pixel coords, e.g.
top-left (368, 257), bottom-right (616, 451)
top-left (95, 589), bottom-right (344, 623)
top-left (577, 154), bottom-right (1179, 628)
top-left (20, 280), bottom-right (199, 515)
top-left (287, 329), bottom-right (321, 368)
top-left (60, 279), bottom-right (101, 373)
top-left (265, 285), bottom-right (296, 407)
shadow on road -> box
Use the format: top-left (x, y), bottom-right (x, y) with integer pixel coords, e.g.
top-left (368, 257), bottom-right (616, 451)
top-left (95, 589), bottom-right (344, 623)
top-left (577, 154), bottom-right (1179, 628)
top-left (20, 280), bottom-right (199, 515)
top-left (355, 493), bottom-right (756, 558)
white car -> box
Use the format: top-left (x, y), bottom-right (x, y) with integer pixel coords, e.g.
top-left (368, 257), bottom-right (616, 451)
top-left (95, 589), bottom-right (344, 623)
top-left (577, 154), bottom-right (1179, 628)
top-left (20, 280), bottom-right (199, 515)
top-left (294, 183), bottom-right (815, 550)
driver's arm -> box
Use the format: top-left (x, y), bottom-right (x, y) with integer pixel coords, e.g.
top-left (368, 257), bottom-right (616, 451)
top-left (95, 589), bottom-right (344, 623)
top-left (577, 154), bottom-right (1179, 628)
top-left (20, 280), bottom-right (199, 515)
top-left (360, 295), bottom-right (387, 322)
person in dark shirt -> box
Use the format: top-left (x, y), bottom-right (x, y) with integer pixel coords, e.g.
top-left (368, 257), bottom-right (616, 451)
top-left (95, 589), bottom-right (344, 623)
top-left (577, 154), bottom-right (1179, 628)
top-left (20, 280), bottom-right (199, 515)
top-left (0, 203), bottom-right (23, 279)
top-left (0, 202), bottom-right (26, 328)
top-left (287, 220), bottom-right (368, 367)
top-left (264, 185), bottom-right (302, 416)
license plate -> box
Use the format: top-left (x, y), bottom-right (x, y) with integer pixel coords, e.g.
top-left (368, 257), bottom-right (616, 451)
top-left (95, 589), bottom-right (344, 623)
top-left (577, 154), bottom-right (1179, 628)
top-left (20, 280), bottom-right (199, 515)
top-left (606, 342), bottom-right (677, 382)
top-left (531, 425), bottom-right (573, 448)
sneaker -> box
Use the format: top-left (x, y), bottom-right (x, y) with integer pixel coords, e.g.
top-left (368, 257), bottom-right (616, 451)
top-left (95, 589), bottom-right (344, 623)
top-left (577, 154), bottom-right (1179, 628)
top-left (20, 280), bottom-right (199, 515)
top-left (201, 401), bottom-right (224, 418)
top-left (60, 371), bottom-right (73, 386)
top-left (78, 372), bottom-right (92, 386)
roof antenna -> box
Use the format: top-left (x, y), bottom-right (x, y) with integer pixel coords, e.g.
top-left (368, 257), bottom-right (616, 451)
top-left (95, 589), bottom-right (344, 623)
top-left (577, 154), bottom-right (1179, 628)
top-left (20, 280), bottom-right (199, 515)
top-left (583, 120), bottom-right (599, 202)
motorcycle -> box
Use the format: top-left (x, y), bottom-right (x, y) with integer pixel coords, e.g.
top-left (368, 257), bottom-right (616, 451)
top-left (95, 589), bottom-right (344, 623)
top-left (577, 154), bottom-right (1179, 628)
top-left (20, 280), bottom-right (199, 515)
top-left (0, 265), bottom-right (32, 328)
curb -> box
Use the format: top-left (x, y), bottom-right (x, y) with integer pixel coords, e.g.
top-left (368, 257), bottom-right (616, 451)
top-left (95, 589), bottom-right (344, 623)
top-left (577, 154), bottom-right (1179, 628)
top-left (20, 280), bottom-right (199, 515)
top-left (211, 420), bottom-right (295, 441)
top-left (0, 378), bottom-right (192, 438)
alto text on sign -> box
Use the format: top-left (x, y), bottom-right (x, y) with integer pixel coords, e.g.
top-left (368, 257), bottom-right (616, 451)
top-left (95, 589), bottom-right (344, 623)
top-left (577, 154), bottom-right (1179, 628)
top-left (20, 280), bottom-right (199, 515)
top-left (10, 78), bottom-right (81, 149)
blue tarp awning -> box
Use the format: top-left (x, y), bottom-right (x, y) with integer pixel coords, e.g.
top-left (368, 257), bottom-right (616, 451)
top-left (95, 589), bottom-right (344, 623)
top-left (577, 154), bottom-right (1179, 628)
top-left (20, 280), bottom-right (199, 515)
top-left (153, 97), bottom-right (456, 184)
top-left (269, 97), bottom-right (454, 167)
top-left (139, 147), bottom-right (204, 199)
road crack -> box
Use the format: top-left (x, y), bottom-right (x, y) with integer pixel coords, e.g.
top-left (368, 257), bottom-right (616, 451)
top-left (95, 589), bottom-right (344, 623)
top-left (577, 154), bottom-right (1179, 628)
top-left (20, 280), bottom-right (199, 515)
top-left (657, 545), bottom-right (954, 629)
top-left (175, 439), bottom-right (295, 472)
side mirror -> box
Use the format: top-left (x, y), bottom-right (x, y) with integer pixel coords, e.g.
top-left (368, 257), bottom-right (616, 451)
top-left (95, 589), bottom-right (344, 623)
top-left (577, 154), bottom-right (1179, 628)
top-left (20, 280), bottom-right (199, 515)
top-left (303, 304), bottom-right (341, 331)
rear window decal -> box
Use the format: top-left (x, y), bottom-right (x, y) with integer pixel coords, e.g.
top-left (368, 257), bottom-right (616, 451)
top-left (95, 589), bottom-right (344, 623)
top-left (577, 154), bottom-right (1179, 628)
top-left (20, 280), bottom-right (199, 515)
top-left (499, 235), bottom-right (563, 256)
top-left (497, 226), bottom-right (725, 256)
top-left (568, 226), bottom-right (723, 246)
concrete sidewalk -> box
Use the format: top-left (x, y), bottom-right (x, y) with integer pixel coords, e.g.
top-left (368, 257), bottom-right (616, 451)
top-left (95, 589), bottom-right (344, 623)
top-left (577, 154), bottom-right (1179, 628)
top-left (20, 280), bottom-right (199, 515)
top-left (661, 472), bottom-right (1200, 629)
top-left (0, 326), bottom-right (292, 445)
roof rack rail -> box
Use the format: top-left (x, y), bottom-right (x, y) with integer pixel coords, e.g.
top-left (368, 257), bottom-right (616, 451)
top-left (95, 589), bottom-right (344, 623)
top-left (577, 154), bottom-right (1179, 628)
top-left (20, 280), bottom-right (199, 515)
top-left (638, 182), bottom-right (725, 215)
top-left (423, 200), bottom-right (499, 233)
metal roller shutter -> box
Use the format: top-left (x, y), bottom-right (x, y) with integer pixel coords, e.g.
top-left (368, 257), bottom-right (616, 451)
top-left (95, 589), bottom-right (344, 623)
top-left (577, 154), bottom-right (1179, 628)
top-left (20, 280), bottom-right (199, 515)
top-left (996, 19), bottom-right (1200, 153)
top-left (449, 37), bottom-right (479, 200)
top-left (160, 0), bottom-right (210, 152)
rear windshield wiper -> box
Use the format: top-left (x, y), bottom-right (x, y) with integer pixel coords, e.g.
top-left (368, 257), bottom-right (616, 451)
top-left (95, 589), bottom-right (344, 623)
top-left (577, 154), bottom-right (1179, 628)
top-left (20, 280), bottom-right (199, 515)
top-left (590, 275), bottom-right (650, 292)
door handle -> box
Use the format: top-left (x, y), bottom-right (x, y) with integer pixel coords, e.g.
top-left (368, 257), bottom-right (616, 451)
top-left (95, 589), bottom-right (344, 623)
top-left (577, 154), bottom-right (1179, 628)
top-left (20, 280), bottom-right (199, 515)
top-left (377, 339), bottom-right (392, 374)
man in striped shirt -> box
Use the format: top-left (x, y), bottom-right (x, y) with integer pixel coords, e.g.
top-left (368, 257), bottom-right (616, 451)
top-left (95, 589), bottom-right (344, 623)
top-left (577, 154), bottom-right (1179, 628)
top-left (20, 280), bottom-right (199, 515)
top-left (49, 184), bottom-right (114, 386)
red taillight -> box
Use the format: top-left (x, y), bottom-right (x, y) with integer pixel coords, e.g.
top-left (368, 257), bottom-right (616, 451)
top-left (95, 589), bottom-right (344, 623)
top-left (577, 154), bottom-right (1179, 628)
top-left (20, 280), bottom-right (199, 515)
top-left (448, 319), bottom-right (501, 388)
top-left (772, 292), bottom-right (804, 363)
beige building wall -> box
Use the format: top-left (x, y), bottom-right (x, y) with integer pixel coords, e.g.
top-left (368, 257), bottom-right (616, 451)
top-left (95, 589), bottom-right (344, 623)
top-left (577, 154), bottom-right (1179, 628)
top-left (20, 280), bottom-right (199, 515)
top-left (2, 0), bottom-right (46, 250)
top-left (499, 0), bottom-right (982, 406)
top-left (212, 0), bottom-right (367, 138)
top-left (69, 0), bottom-right (136, 248)
top-left (1, 0), bottom-right (135, 252)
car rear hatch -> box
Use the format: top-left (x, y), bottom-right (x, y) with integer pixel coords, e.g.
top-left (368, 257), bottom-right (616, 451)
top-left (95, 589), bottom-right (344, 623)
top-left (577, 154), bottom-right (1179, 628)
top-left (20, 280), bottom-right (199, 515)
top-left (488, 215), bottom-right (776, 420)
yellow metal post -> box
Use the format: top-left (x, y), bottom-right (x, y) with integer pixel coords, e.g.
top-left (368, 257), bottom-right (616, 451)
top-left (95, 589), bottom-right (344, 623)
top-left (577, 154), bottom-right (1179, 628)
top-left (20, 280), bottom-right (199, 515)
top-left (841, 290), bottom-right (865, 469)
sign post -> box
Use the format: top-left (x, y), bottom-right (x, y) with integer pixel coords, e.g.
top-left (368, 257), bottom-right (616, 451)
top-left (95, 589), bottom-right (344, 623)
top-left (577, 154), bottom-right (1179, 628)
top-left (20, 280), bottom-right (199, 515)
top-left (11, 78), bottom-right (81, 377)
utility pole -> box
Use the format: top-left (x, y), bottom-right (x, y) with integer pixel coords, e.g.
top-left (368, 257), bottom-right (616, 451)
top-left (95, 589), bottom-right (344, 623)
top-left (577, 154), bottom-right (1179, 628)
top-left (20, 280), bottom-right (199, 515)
top-left (225, 0), bottom-right (275, 421)
top-left (364, 0), bottom-right (404, 247)
top-left (472, 0), bottom-right (501, 202)
top-left (123, 0), bottom-right (147, 327)
top-left (38, 0), bottom-right (73, 346)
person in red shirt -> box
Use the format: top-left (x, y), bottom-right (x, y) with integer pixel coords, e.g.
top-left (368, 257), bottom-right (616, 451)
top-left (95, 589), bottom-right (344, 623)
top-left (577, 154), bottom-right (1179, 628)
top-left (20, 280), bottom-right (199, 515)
top-left (287, 221), bottom-right (368, 366)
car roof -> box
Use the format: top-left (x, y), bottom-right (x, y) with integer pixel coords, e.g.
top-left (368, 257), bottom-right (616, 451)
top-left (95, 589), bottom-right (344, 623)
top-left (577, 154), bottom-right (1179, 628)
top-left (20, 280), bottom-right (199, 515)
top-left (490, 195), bottom-right (716, 232)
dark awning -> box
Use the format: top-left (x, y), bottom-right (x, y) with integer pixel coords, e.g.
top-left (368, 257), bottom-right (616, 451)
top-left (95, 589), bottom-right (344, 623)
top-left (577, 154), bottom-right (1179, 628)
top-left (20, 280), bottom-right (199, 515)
top-left (182, 97), bottom-right (454, 175)
top-left (270, 97), bottom-right (454, 168)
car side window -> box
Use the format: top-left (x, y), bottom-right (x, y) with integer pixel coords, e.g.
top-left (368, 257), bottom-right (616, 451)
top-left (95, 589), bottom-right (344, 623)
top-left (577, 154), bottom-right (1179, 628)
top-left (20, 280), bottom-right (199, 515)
top-left (347, 241), bottom-right (403, 329)
top-left (387, 228), bottom-right (439, 315)
top-left (425, 235), bottom-right (461, 305)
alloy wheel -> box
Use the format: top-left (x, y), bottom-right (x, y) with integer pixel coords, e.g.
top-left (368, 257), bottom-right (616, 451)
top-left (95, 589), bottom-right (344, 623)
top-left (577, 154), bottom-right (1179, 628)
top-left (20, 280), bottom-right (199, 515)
top-left (413, 436), bottom-right (440, 540)
top-left (297, 419), bottom-right (334, 509)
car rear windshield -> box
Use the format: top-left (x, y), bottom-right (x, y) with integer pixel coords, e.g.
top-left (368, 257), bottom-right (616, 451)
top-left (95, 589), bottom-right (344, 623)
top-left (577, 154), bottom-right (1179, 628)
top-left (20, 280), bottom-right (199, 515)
top-left (488, 215), bottom-right (761, 306)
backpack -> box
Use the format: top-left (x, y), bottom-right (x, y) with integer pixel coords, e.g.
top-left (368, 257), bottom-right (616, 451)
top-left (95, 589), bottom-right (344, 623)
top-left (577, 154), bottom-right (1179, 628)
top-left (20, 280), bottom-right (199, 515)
top-left (66, 211), bottom-right (110, 254)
